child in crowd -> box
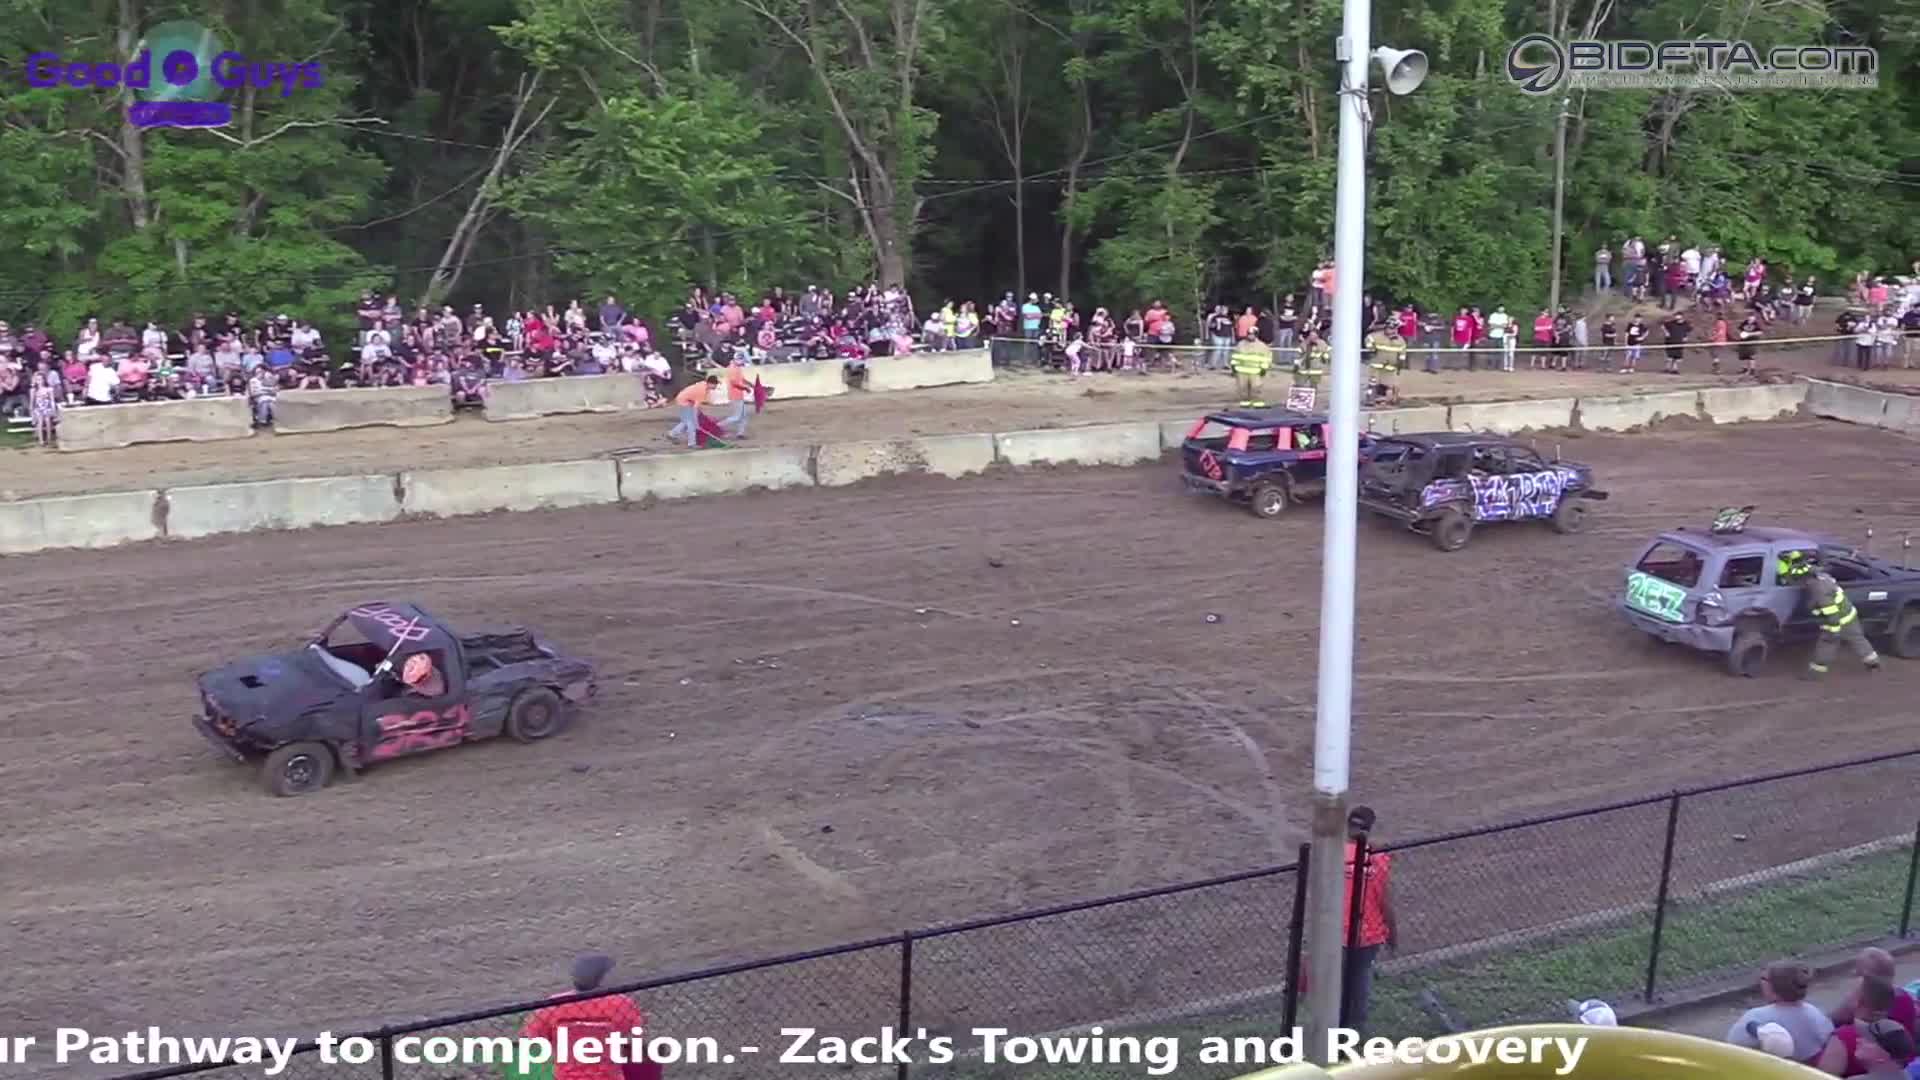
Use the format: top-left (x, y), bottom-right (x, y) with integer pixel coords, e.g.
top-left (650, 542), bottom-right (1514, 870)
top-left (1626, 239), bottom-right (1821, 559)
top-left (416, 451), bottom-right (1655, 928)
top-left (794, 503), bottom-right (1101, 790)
top-left (29, 360), bottom-right (58, 445)
top-left (60, 352), bottom-right (86, 405)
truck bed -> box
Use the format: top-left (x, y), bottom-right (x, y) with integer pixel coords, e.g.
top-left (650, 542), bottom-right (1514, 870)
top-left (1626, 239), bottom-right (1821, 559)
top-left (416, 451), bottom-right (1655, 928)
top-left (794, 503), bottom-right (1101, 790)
top-left (460, 629), bottom-right (549, 674)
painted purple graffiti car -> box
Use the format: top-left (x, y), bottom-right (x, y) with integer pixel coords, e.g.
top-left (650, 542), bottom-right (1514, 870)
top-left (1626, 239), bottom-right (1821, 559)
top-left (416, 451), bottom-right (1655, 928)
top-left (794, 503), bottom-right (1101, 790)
top-left (193, 602), bottom-right (597, 796)
top-left (1357, 433), bottom-right (1608, 551)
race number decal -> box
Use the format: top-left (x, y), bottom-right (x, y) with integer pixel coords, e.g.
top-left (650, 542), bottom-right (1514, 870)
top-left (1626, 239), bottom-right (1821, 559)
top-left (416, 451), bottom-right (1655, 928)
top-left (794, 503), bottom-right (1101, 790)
top-left (1626, 571), bottom-right (1689, 623)
top-left (370, 703), bottom-right (473, 761)
top-left (1197, 450), bottom-right (1224, 481)
top-left (1286, 386), bottom-right (1316, 411)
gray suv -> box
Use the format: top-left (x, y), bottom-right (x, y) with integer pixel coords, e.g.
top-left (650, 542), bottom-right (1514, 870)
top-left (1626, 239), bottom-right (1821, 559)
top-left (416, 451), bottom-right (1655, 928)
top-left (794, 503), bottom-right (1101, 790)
top-left (1618, 509), bottom-right (1920, 676)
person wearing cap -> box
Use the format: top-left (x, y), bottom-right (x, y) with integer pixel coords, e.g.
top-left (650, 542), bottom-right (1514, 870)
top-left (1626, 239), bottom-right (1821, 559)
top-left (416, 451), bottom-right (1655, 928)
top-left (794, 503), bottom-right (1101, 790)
top-left (1778, 550), bottom-right (1880, 678)
top-left (1728, 960), bottom-right (1834, 1063)
top-left (1834, 949), bottom-right (1919, 1036)
top-left (1752, 1021), bottom-right (1798, 1058)
top-left (1856, 1020), bottom-right (1916, 1077)
top-left (520, 953), bottom-right (655, 1080)
top-left (1340, 805), bottom-right (1396, 1035)
top-left (1821, 977), bottom-right (1912, 1076)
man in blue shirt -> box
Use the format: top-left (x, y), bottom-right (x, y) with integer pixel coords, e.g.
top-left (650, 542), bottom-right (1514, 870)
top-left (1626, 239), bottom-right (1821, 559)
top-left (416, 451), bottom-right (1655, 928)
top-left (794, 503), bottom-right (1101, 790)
top-left (1019, 293), bottom-right (1043, 364)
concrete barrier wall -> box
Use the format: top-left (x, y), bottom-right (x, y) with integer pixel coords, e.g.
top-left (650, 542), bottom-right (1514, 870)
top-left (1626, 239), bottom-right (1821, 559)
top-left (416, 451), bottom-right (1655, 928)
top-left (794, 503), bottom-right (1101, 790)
top-left (484, 374), bottom-right (650, 421)
top-left (1700, 384), bottom-right (1807, 424)
top-left (996, 422), bottom-right (1163, 468)
top-left (1805, 379), bottom-right (1893, 429)
top-left (815, 434), bottom-right (997, 486)
top-left (864, 349), bottom-right (995, 392)
top-left (1364, 406), bottom-right (1449, 435)
top-left (760, 360), bottom-right (848, 400)
top-left (618, 446), bottom-right (815, 501)
top-left (0, 489), bottom-right (159, 553)
top-left (1574, 390), bottom-right (1702, 433)
top-left (402, 460), bottom-right (619, 517)
top-left (1448, 397), bottom-right (1577, 434)
top-left (58, 396), bottom-right (253, 452)
top-left (165, 475), bottom-right (401, 540)
top-left (274, 386), bottom-right (451, 434)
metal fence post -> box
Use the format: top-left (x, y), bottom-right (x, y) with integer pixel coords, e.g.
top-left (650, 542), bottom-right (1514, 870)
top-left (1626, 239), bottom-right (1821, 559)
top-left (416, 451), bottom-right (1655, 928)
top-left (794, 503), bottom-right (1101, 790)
top-left (897, 931), bottom-right (915, 1080)
top-left (1901, 819), bottom-right (1920, 938)
top-left (1643, 793), bottom-right (1683, 1002)
top-left (379, 1029), bottom-right (395, 1080)
top-left (1284, 843), bottom-right (1312, 1032)
top-left (1338, 834), bottom-right (1369, 1028)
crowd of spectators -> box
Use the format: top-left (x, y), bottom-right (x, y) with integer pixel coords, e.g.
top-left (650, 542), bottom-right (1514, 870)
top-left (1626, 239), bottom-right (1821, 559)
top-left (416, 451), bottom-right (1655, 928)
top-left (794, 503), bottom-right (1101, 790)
top-left (1721, 951), bottom-right (1920, 1076)
top-left (5, 244), bottom-right (1916, 448)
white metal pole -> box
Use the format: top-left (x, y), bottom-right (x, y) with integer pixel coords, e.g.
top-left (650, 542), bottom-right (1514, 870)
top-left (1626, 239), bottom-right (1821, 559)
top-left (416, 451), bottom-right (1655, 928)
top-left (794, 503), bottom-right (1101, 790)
top-left (1302, 0), bottom-right (1369, 1061)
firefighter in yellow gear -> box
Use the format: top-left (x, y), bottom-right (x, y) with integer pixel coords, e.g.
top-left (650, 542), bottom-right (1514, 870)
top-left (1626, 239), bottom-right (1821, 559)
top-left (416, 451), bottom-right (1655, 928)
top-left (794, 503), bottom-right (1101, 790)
top-left (1296, 332), bottom-right (1331, 390)
top-left (1778, 551), bottom-right (1881, 678)
top-left (1230, 335), bottom-right (1272, 407)
top-left (1364, 327), bottom-right (1406, 404)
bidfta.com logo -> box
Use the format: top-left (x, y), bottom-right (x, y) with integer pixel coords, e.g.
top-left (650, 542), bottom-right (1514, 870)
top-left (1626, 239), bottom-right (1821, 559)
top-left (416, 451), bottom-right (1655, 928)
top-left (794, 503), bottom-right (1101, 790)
top-left (1506, 34), bottom-right (1878, 93)
top-left (21, 19), bottom-right (324, 128)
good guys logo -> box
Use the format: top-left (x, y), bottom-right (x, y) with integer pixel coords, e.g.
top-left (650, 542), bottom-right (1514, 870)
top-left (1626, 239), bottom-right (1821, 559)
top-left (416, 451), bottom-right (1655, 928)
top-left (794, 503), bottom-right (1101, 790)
top-left (22, 19), bottom-right (324, 128)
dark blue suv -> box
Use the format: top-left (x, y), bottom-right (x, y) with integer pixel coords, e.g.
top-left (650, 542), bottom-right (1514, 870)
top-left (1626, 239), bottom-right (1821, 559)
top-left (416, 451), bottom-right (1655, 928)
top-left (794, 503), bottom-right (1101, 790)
top-left (1179, 408), bottom-right (1376, 519)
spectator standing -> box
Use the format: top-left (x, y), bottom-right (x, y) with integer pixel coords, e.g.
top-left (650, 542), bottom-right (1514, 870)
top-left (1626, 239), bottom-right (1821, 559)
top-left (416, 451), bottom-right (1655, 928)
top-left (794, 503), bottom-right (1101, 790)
top-left (1594, 244), bottom-right (1613, 293)
top-left (76, 317), bottom-right (101, 359)
top-left (1019, 293), bottom-right (1043, 362)
top-left (1857, 312), bottom-right (1878, 371)
top-left (1796, 277), bottom-right (1817, 324)
top-left (1276, 298), bottom-right (1300, 365)
top-left (519, 953), bottom-right (656, 1080)
top-left (1451, 307), bottom-right (1474, 369)
top-left (29, 361), bottom-right (59, 445)
top-left (1341, 805), bottom-right (1395, 1037)
top-left (1419, 307), bottom-right (1444, 374)
top-left (600, 294), bottom-right (626, 332)
top-left (955, 302), bottom-right (980, 349)
top-left (1531, 309), bottom-right (1553, 370)
top-left (142, 320), bottom-right (167, 355)
top-left (1728, 961), bottom-right (1834, 1064)
top-left (1572, 310), bottom-right (1590, 371)
top-left (1708, 314), bottom-right (1729, 374)
top-left (1623, 315), bottom-right (1648, 374)
top-left (0, 355), bottom-right (21, 418)
top-left (1662, 310), bottom-right (1691, 374)
top-left (1738, 315), bottom-right (1762, 376)
top-left (1486, 305), bottom-right (1512, 372)
top-left (1206, 305), bottom-right (1233, 371)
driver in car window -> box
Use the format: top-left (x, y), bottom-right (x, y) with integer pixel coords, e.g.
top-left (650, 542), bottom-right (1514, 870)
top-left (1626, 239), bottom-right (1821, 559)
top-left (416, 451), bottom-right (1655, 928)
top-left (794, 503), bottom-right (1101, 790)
top-left (402, 653), bottom-right (445, 697)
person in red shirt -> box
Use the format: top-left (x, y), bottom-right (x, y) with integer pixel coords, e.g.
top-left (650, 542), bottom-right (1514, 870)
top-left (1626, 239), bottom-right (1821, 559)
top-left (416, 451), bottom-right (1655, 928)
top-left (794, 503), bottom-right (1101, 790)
top-left (1831, 948), bottom-right (1918, 1037)
top-left (1450, 308), bottom-right (1474, 371)
top-left (520, 953), bottom-right (658, 1080)
top-left (1341, 805), bottom-right (1396, 1036)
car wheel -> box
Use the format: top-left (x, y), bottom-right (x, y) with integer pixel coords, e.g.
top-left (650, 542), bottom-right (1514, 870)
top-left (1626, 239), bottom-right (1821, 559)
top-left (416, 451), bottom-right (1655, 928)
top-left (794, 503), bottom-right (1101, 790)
top-left (1429, 509), bottom-right (1473, 552)
top-left (262, 742), bottom-right (334, 797)
top-left (1550, 497), bottom-right (1589, 534)
top-left (507, 686), bottom-right (566, 743)
top-left (1891, 607), bottom-right (1920, 659)
top-left (1248, 483), bottom-right (1288, 519)
top-left (1727, 630), bottom-right (1771, 677)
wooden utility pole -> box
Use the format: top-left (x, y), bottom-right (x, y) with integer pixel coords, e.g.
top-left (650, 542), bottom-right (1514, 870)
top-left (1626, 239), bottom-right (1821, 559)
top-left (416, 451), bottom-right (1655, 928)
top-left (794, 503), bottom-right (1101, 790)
top-left (1548, 93), bottom-right (1570, 312)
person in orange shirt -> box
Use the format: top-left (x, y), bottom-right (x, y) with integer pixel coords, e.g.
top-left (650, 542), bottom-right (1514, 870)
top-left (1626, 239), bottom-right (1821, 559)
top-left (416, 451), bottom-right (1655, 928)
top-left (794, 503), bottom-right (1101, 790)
top-left (1341, 805), bottom-right (1396, 1035)
top-left (520, 953), bottom-right (657, 1080)
top-left (668, 375), bottom-right (718, 447)
top-left (721, 357), bottom-right (754, 438)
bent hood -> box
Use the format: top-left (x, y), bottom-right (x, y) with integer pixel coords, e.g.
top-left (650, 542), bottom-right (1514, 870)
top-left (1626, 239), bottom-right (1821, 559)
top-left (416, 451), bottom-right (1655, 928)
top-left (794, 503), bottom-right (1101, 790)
top-left (198, 648), bottom-right (351, 736)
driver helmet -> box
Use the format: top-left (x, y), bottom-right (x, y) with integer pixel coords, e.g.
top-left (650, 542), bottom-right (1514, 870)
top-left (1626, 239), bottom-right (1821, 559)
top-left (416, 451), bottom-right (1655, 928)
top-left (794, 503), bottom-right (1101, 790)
top-left (1776, 550), bottom-right (1812, 582)
top-left (402, 653), bottom-right (435, 687)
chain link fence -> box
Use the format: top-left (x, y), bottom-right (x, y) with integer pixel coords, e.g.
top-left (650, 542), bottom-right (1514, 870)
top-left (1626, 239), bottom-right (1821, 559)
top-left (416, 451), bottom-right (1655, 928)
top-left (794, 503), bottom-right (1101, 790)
top-left (116, 749), bottom-right (1920, 1080)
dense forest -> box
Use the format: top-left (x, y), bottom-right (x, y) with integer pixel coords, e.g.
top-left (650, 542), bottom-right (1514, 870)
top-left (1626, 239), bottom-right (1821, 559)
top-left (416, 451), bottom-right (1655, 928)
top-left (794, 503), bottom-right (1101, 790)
top-left (1, 0), bottom-right (1916, 340)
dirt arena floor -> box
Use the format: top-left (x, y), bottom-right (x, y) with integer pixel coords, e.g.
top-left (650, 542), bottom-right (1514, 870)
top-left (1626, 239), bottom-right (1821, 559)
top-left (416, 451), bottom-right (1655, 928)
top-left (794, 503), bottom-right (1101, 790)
top-left (5, 328), bottom-right (1912, 502)
top-left (5, 417), bottom-right (1920, 1067)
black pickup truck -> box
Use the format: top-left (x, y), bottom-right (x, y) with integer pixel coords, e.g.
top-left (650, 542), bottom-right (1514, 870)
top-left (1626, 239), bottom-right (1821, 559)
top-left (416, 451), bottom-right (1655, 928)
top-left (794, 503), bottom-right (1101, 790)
top-left (195, 602), bottom-right (597, 795)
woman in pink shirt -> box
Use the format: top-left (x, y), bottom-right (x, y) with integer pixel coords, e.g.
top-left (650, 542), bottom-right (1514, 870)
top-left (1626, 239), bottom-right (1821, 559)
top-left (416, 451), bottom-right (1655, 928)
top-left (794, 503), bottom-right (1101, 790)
top-left (1709, 316), bottom-right (1729, 373)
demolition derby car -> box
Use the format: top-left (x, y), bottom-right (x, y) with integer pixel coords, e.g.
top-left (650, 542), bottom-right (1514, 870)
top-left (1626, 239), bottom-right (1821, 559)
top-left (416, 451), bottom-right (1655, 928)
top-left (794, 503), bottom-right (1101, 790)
top-left (193, 602), bottom-right (597, 796)
top-left (1357, 433), bottom-right (1607, 551)
top-left (1179, 408), bottom-right (1377, 518)
top-left (1618, 507), bottom-right (1920, 676)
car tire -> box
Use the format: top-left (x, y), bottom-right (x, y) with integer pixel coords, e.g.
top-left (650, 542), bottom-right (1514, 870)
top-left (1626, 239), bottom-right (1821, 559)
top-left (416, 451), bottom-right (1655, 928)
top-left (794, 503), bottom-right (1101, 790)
top-left (507, 686), bottom-right (566, 743)
top-left (1247, 483), bottom-right (1288, 519)
top-left (1550, 497), bottom-right (1589, 534)
top-left (262, 742), bottom-right (334, 797)
top-left (1430, 509), bottom-right (1472, 552)
top-left (1891, 607), bottom-right (1920, 659)
top-left (1727, 630), bottom-right (1771, 677)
